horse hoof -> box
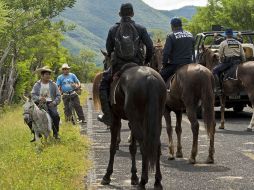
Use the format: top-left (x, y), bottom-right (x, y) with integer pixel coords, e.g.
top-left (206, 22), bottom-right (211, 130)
top-left (101, 177), bottom-right (111, 185)
top-left (131, 176), bottom-right (139, 185)
top-left (168, 155), bottom-right (175, 160)
top-left (189, 158), bottom-right (196, 164)
top-left (176, 151), bottom-right (183, 158)
top-left (154, 181), bottom-right (163, 190)
top-left (206, 157), bottom-right (214, 164)
top-left (246, 128), bottom-right (252, 132)
top-left (219, 126), bottom-right (224, 129)
top-left (138, 184), bottom-right (146, 190)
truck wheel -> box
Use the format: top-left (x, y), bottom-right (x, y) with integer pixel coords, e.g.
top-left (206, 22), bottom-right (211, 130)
top-left (233, 106), bottom-right (244, 112)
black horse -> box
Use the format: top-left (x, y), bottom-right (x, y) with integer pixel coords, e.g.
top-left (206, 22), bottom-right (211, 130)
top-left (93, 51), bottom-right (167, 189)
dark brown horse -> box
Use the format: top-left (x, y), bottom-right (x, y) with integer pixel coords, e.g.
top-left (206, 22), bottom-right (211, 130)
top-left (152, 45), bottom-right (216, 164)
top-left (198, 46), bottom-right (254, 131)
top-left (150, 39), bottom-right (163, 72)
top-left (93, 52), bottom-right (167, 189)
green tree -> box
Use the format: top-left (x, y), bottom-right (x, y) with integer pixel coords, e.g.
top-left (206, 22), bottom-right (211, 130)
top-left (0, 1), bottom-right (9, 33)
top-left (187, 0), bottom-right (254, 34)
top-left (0, 0), bottom-right (76, 104)
top-left (67, 49), bottom-right (101, 83)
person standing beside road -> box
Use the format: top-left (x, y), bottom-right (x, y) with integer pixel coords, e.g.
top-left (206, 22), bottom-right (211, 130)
top-left (56, 63), bottom-right (86, 124)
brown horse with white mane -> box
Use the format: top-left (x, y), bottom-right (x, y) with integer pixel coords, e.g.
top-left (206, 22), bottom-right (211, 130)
top-left (93, 51), bottom-right (167, 189)
top-left (152, 45), bottom-right (216, 164)
top-left (198, 46), bottom-right (254, 131)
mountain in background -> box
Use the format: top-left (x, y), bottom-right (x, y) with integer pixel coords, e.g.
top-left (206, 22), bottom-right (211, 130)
top-left (58, 0), bottom-right (197, 64)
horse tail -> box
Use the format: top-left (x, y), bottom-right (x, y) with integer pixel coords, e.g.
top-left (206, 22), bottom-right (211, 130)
top-left (201, 72), bottom-right (215, 136)
top-left (144, 75), bottom-right (166, 170)
top-left (92, 72), bottom-right (103, 111)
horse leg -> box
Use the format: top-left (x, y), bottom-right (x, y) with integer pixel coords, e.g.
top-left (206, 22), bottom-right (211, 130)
top-left (154, 142), bottom-right (163, 190)
top-left (129, 134), bottom-right (139, 185)
top-left (116, 123), bottom-right (121, 150)
top-left (247, 95), bottom-right (254, 131)
top-left (35, 131), bottom-right (40, 142)
top-left (101, 116), bottom-right (121, 185)
top-left (139, 142), bottom-right (148, 190)
top-left (175, 110), bottom-right (183, 158)
top-left (186, 107), bottom-right (199, 164)
top-left (207, 124), bottom-right (215, 164)
top-left (247, 109), bottom-right (254, 131)
top-left (219, 95), bottom-right (226, 129)
top-left (164, 107), bottom-right (174, 160)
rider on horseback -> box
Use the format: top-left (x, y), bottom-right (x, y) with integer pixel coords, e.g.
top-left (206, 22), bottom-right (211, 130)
top-left (160, 17), bottom-right (195, 82)
top-left (31, 66), bottom-right (61, 140)
top-left (213, 28), bottom-right (246, 95)
top-left (97, 3), bottom-right (153, 126)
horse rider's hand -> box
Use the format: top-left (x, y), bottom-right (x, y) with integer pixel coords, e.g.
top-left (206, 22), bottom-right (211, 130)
top-left (40, 97), bottom-right (46, 103)
top-left (48, 102), bottom-right (54, 107)
top-left (71, 83), bottom-right (78, 89)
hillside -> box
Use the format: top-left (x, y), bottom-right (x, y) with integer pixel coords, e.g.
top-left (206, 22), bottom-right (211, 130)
top-left (58, 0), bottom-right (197, 63)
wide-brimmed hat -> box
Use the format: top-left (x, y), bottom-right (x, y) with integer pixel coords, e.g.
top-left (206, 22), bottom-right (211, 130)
top-left (35, 66), bottom-right (52, 74)
top-left (61, 63), bottom-right (71, 69)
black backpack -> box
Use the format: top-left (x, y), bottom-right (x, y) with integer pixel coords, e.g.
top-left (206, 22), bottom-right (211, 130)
top-left (115, 22), bottom-right (140, 61)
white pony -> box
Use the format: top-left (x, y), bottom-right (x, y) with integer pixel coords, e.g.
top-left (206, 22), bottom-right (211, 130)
top-left (23, 96), bottom-right (52, 142)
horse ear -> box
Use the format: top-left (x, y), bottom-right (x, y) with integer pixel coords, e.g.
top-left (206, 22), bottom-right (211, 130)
top-left (27, 94), bottom-right (32, 101)
top-left (213, 53), bottom-right (219, 61)
top-left (22, 95), bottom-right (28, 102)
top-left (201, 44), bottom-right (205, 51)
top-left (100, 49), bottom-right (108, 57)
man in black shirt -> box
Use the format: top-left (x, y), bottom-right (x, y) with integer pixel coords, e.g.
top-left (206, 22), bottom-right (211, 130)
top-left (160, 17), bottom-right (195, 82)
top-left (98, 3), bottom-right (153, 126)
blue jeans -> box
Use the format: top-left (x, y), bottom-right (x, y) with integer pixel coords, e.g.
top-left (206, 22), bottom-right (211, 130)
top-left (99, 67), bottom-right (112, 91)
top-left (212, 62), bottom-right (232, 77)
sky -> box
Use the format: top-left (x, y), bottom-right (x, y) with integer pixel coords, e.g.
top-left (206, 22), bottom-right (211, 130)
top-left (142, 0), bottom-right (208, 10)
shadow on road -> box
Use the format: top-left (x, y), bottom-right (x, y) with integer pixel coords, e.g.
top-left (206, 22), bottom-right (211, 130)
top-left (160, 156), bottom-right (230, 173)
top-left (215, 110), bottom-right (252, 119)
top-left (216, 129), bottom-right (254, 136)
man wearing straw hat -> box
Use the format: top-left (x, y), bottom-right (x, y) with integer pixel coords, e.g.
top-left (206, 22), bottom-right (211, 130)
top-left (56, 63), bottom-right (86, 124)
top-left (31, 66), bottom-right (61, 140)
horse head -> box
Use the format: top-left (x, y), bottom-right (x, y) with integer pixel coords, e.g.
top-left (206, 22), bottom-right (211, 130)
top-left (151, 39), bottom-right (163, 72)
top-left (23, 95), bottom-right (34, 124)
top-left (198, 44), bottom-right (219, 71)
top-left (101, 49), bottom-right (112, 70)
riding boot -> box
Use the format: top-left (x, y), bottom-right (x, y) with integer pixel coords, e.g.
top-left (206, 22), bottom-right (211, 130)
top-left (214, 75), bottom-right (222, 96)
top-left (97, 90), bottom-right (112, 126)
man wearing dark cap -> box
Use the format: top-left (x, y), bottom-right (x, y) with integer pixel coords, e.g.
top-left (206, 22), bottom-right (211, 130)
top-left (97, 3), bottom-right (153, 126)
top-left (213, 28), bottom-right (246, 94)
top-left (160, 17), bottom-right (195, 82)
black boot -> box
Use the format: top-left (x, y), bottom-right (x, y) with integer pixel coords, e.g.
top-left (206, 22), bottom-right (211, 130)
top-left (53, 133), bottom-right (60, 140)
top-left (97, 90), bottom-right (112, 126)
top-left (214, 75), bottom-right (222, 96)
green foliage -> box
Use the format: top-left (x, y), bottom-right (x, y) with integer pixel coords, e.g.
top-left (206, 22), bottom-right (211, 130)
top-left (67, 49), bottom-right (102, 83)
top-left (187, 0), bottom-right (254, 34)
top-left (0, 1), bottom-right (9, 33)
top-left (0, 93), bottom-right (90, 189)
top-left (149, 29), bottom-right (167, 43)
top-left (0, 0), bottom-right (101, 104)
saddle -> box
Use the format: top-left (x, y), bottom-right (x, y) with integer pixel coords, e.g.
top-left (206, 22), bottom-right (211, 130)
top-left (110, 63), bottom-right (139, 105)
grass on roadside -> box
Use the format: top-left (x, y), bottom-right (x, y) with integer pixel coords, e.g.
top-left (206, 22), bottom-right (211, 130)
top-left (0, 92), bottom-right (90, 190)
